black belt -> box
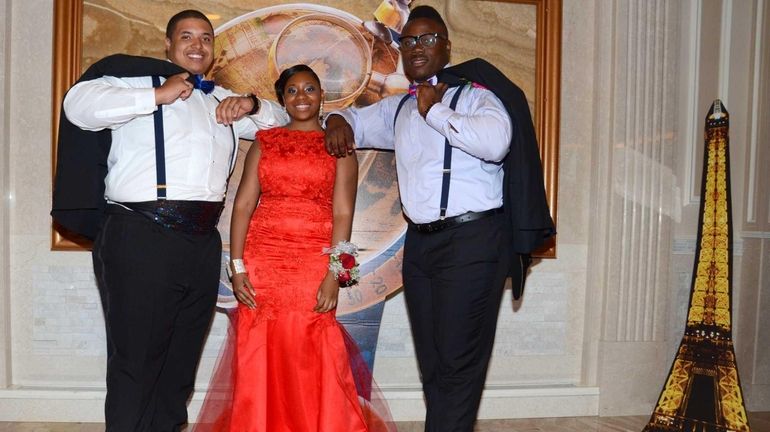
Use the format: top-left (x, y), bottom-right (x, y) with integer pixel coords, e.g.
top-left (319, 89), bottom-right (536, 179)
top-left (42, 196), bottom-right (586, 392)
top-left (407, 207), bottom-right (503, 233)
top-left (116, 200), bottom-right (224, 235)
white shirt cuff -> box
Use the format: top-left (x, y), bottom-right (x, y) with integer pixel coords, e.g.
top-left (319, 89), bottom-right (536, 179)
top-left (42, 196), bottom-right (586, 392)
top-left (325, 110), bottom-right (355, 128)
top-left (136, 87), bottom-right (158, 114)
top-left (425, 102), bottom-right (455, 134)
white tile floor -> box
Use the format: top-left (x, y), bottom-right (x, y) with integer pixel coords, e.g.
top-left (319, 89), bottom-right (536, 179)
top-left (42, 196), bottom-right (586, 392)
top-left (1, 414), bottom-right (769, 432)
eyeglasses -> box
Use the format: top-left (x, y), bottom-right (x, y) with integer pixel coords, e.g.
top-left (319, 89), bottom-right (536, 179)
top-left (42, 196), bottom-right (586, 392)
top-left (398, 33), bottom-right (448, 50)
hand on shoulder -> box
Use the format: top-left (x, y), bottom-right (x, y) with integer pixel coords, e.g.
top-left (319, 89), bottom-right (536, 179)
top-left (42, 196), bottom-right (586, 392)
top-left (324, 114), bottom-right (355, 158)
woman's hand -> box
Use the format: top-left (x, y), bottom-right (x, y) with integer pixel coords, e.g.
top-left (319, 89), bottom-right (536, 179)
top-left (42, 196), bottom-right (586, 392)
top-left (232, 273), bottom-right (256, 309)
top-left (313, 272), bottom-right (339, 313)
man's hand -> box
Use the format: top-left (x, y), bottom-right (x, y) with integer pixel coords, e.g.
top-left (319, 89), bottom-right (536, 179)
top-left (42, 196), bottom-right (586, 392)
top-left (324, 114), bottom-right (355, 157)
top-left (416, 82), bottom-right (448, 118)
top-left (154, 72), bottom-right (193, 105)
top-left (216, 95), bottom-right (256, 126)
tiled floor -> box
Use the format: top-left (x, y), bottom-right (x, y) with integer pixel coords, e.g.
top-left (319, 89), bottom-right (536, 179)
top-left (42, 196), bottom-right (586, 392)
top-left (1, 413), bottom-right (768, 432)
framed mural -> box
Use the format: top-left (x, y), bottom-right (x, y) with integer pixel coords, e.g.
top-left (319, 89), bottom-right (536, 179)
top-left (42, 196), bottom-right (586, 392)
top-left (50, 0), bottom-right (560, 369)
top-left (51, 0), bottom-right (560, 264)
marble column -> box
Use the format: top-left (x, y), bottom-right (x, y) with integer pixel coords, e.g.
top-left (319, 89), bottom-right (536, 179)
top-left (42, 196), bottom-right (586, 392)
top-left (0, 0), bottom-right (12, 389)
top-left (582, 0), bottom-right (680, 415)
top-left (734, 0), bottom-right (770, 410)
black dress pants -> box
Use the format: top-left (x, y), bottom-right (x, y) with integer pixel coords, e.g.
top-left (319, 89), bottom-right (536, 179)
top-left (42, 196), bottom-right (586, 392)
top-left (92, 206), bottom-right (221, 432)
top-left (403, 212), bottom-right (510, 432)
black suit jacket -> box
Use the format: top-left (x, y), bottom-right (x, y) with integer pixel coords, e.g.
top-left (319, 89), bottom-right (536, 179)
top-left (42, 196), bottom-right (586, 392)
top-left (51, 54), bottom-right (186, 240)
top-left (438, 58), bottom-right (555, 299)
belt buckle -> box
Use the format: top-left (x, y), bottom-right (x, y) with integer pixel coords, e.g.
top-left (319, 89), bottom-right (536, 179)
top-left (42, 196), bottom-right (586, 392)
top-left (429, 219), bottom-right (446, 233)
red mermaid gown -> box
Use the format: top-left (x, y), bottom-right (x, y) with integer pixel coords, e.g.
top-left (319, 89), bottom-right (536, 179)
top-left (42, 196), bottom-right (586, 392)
top-left (195, 127), bottom-right (390, 432)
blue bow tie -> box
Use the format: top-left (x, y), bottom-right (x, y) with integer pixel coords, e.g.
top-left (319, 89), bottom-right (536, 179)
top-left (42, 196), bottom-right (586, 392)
top-left (191, 74), bottom-right (215, 94)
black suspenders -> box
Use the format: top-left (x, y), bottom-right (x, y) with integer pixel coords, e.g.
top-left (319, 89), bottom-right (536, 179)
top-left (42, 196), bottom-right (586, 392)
top-left (151, 76), bottom-right (167, 200)
top-left (150, 76), bottom-right (237, 201)
top-left (393, 83), bottom-right (466, 219)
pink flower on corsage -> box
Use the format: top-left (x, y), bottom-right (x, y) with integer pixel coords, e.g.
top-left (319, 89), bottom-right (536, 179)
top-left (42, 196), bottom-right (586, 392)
top-left (324, 241), bottom-right (360, 287)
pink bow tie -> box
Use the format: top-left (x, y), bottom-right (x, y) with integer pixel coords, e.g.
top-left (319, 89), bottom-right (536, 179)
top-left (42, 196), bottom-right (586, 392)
top-left (408, 76), bottom-right (439, 97)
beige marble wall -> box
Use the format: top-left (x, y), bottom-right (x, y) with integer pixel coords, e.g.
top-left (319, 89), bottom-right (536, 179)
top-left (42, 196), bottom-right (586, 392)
top-left (8, 0), bottom-right (100, 389)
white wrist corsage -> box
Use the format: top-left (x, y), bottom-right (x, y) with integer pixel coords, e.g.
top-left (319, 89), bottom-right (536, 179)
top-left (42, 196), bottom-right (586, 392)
top-left (323, 241), bottom-right (360, 287)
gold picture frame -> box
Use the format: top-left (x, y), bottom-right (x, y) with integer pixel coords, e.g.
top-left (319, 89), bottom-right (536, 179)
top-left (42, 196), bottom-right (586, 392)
top-left (50, 0), bottom-right (560, 256)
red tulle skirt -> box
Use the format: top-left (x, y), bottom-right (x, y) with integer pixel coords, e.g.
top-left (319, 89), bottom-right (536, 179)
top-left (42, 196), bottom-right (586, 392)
top-left (193, 308), bottom-right (395, 432)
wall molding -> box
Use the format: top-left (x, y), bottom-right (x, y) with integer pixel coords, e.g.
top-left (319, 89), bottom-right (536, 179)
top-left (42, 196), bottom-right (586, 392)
top-left (672, 236), bottom-right (746, 255)
top-left (682, 0), bottom-right (703, 206)
top-left (746, 0), bottom-right (764, 224)
top-left (718, 0), bottom-right (733, 106)
top-left (0, 385), bottom-right (601, 422)
top-left (603, 0), bottom-right (676, 343)
top-left (741, 231), bottom-right (770, 239)
top-left (0, 0), bottom-right (13, 389)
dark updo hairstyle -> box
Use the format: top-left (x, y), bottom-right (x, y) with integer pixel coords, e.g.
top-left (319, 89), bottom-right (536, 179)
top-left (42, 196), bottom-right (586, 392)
top-left (274, 64), bottom-right (322, 106)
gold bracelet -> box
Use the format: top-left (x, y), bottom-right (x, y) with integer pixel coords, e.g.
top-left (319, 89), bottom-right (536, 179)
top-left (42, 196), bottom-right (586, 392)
top-left (230, 258), bottom-right (247, 275)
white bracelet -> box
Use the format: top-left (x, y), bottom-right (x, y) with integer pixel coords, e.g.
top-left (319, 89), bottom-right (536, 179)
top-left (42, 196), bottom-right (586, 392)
top-left (231, 258), bottom-right (247, 275)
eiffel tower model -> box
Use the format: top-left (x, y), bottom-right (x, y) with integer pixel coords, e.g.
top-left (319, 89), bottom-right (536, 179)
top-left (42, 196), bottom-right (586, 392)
top-left (643, 100), bottom-right (750, 431)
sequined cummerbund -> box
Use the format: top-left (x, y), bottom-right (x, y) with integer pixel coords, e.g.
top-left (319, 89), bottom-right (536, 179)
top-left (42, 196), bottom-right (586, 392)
top-left (120, 200), bottom-right (224, 234)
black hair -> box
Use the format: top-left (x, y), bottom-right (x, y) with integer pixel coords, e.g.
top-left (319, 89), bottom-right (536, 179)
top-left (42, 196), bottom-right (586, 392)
top-left (406, 5), bottom-right (448, 35)
top-left (274, 64), bottom-right (322, 106)
top-left (166, 10), bottom-right (213, 39)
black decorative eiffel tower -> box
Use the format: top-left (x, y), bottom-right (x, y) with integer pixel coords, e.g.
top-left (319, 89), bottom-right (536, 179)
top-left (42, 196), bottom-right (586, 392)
top-left (643, 100), bottom-right (751, 432)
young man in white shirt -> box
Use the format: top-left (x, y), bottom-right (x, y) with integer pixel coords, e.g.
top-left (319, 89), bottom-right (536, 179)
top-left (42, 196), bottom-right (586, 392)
top-left (62, 9), bottom-right (287, 431)
top-left (325, 6), bottom-right (514, 432)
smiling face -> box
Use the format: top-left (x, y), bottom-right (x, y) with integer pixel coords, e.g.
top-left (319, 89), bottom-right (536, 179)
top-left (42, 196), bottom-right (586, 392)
top-left (282, 71), bottom-right (324, 124)
top-left (400, 17), bottom-right (451, 82)
top-left (165, 17), bottom-right (214, 75)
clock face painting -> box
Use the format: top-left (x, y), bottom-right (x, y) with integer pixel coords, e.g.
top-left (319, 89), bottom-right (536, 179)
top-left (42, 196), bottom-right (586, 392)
top-left (213, 4), bottom-right (410, 315)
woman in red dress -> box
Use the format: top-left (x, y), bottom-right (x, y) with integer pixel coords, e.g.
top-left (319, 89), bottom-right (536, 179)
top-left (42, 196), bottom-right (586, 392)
top-left (195, 65), bottom-right (393, 432)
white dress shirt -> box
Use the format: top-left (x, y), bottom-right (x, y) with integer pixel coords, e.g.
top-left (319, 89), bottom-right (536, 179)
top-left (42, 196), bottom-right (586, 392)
top-left (334, 84), bottom-right (512, 224)
top-left (63, 76), bottom-right (288, 202)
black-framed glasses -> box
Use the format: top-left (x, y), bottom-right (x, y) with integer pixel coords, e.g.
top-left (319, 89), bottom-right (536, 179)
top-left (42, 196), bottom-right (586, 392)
top-left (398, 33), bottom-right (448, 50)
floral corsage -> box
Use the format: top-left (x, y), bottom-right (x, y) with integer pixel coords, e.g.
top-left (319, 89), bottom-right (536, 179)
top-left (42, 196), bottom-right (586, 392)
top-left (323, 241), bottom-right (360, 287)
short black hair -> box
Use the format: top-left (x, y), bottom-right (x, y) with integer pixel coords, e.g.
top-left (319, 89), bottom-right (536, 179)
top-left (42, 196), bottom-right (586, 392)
top-left (406, 5), bottom-right (448, 35)
top-left (274, 64), bottom-right (322, 105)
top-left (166, 10), bottom-right (213, 39)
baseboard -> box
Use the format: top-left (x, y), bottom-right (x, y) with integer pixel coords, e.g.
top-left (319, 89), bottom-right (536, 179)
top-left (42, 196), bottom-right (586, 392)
top-left (383, 385), bottom-right (600, 420)
top-left (0, 385), bottom-right (600, 422)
